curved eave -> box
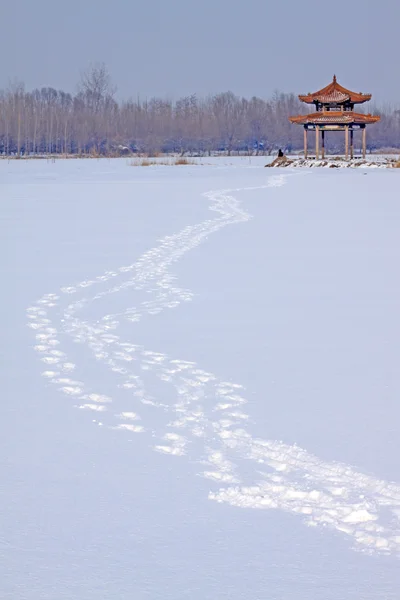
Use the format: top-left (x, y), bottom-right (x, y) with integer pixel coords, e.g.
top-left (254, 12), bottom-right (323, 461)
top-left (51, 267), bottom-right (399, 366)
top-left (298, 93), bottom-right (372, 105)
top-left (289, 113), bottom-right (381, 125)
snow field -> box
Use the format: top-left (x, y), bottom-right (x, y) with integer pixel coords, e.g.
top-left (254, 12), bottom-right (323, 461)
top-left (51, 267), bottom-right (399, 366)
top-left (23, 163), bottom-right (400, 558)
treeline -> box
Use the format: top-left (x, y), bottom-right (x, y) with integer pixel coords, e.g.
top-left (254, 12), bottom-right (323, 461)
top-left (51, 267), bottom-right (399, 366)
top-left (0, 65), bottom-right (399, 156)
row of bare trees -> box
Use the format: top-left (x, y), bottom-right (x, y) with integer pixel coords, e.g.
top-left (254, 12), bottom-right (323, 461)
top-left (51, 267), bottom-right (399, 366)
top-left (0, 65), bottom-right (399, 156)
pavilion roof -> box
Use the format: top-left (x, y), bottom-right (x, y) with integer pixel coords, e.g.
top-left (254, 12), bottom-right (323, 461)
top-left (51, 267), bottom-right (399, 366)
top-left (289, 111), bottom-right (381, 125)
top-left (299, 76), bottom-right (372, 105)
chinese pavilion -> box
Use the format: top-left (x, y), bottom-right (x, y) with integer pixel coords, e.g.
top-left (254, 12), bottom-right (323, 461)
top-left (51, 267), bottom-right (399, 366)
top-left (289, 76), bottom-right (380, 159)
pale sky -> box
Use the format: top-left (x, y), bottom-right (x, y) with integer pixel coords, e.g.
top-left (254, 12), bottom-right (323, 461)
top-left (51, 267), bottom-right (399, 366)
top-left (1, 0), bottom-right (399, 104)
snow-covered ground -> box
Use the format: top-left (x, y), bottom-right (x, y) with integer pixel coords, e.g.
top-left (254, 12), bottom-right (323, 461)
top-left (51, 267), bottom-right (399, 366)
top-left (2, 157), bottom-right (400, 599)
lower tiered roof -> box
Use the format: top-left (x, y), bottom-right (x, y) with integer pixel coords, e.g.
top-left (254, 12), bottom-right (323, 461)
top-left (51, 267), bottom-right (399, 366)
top-left (289, 111), bottom-right (380, 126)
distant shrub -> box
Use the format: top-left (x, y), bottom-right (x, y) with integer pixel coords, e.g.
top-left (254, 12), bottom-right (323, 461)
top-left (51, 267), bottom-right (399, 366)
top-left (174, 157), bottom-right (194, 165)
top-left (130, 157), bottom-right (196, 167)
top-left (130, 158), bottom-right (159, 166)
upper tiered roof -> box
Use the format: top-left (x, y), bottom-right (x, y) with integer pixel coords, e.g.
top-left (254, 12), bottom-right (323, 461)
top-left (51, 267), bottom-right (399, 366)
top-left (299, 75), bottom-right (372, 105)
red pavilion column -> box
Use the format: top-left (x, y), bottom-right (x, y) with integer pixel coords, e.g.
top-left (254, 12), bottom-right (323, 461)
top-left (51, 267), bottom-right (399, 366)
top-left (350, 129), bottom-right (354, 159)
top-left (304, 126), bottom-right (308, 159)
top-left (362, 126), bottom-right (367, 159)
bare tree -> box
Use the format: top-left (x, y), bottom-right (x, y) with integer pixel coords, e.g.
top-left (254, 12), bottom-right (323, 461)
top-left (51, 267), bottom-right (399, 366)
top-left (0, 70), bottom-right (398, 157)
top-left (212, 92), bottom-right (245, 155)
top-left (79, 63), bottom-right (115, 113)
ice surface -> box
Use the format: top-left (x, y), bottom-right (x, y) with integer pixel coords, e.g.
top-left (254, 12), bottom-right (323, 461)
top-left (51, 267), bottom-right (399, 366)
top-left (2, 157), bottom-right (400, 598)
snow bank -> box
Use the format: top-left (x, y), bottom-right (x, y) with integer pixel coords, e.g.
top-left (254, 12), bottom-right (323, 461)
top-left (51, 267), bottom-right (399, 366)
top-left (266, 156), bottom-right (400, 169)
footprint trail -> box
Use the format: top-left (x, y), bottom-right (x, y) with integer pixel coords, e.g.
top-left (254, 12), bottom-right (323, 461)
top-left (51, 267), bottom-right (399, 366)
top-left (27, 174), bottom-right (400, 557)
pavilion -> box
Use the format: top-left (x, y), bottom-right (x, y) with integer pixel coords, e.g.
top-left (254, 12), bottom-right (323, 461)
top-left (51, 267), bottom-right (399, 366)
top-left (289, 76), bottom-right (380, 160)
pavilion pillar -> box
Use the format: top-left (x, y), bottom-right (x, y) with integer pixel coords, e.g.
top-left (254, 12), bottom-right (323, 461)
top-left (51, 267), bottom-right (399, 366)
top-left (344, 126), bottom-right (349, 160)
top-left (304, 126), bottom-right (308, 158)
top-left (362, 126), bottom-right (367, 159)
top-left (321, 129), bottom-right (325, 159)
top-left (315, 125), bottom-right (320, 159)
top-left (350, 129), bottom-right (354, 159)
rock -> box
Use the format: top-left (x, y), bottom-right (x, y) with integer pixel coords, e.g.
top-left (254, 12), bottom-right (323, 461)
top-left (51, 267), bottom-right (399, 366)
top-left (265, 155), bottom-right (292, 168)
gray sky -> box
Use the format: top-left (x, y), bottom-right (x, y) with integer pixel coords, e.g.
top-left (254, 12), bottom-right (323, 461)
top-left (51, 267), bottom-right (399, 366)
top-left (1, 0), bottom-right (399, 104)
